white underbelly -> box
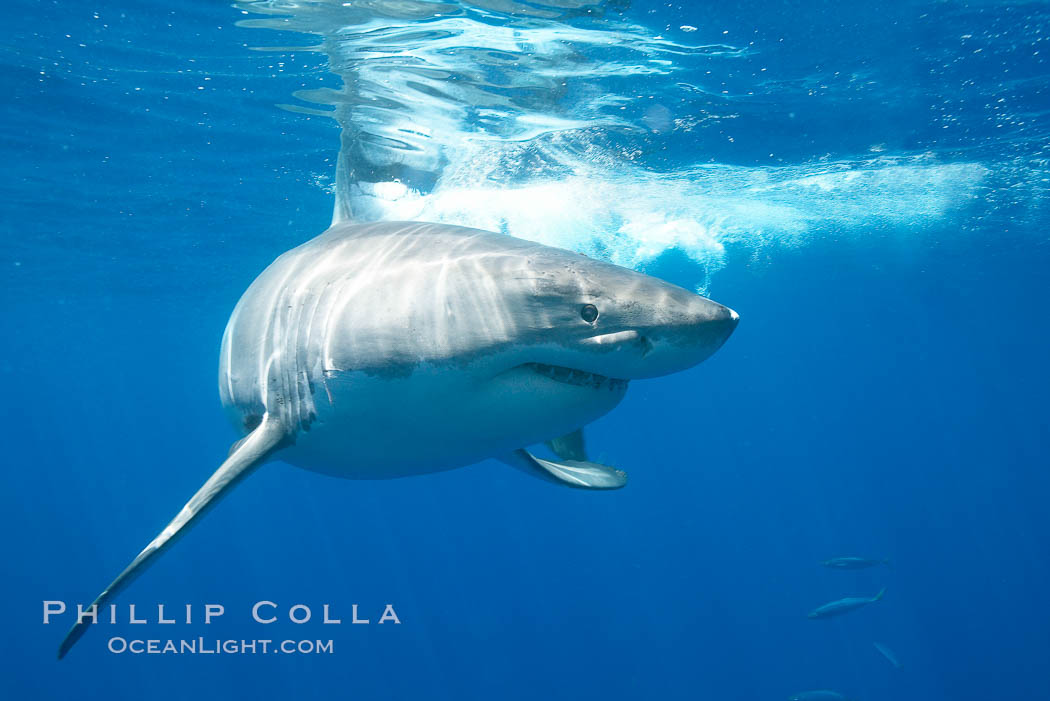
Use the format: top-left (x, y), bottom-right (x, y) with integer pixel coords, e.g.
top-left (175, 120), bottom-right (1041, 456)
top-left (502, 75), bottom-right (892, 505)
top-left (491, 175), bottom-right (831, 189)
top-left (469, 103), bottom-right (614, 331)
top-left (272, 366), bottom-right (626, 479)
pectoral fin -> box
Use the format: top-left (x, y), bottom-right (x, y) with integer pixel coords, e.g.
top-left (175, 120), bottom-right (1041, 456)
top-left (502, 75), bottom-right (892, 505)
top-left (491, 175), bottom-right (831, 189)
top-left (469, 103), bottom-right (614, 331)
top-left (546, 428), bottom-right (587, 462)
top-left (57, 415), bottom-right (286, 659)
top-left (501, 448), bottom-right (626, 490)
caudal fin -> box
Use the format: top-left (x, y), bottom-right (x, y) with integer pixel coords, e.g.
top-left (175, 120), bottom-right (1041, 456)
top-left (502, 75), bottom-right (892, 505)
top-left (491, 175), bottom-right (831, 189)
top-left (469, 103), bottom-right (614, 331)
top-left (872, 587), bottom-right (887, 602)
top-left (57, 416), bottom-right (285, 659)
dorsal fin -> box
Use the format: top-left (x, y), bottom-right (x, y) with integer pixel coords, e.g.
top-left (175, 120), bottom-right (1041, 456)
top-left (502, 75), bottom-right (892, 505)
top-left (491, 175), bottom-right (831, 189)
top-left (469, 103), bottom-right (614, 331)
top-left (57, 416), bottom-right (286, 659)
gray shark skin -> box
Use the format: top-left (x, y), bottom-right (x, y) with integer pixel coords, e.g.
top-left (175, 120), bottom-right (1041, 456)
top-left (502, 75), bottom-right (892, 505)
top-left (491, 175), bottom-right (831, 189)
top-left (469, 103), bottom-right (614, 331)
top-left (58, 221), bottom-right (738, 658)
top-left (808, 588), bottom-right (886, 620)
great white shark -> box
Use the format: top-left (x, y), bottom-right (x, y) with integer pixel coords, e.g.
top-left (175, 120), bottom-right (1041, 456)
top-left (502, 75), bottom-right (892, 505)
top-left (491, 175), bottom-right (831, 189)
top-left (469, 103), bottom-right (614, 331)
top-left (58, 220), bottom-right (738, 657)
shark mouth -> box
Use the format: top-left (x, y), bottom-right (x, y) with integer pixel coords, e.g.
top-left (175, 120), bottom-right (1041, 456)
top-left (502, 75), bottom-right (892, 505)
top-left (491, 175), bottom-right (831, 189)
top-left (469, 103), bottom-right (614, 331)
top-left (524, 362), bottom-right (628, 392)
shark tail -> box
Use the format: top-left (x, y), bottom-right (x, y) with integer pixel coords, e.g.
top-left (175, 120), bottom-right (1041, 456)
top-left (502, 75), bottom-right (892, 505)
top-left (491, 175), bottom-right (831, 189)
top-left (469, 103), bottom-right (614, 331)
top-left (873, 587), bottom-right (887, 602)
top-left (57, 416), bottom-right (285, 659)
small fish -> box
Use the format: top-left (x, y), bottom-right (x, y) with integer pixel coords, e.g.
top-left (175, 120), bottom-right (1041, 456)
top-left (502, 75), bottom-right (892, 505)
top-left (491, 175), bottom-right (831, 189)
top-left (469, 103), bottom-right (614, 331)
top-left (821, 556), bottom-right (890, 570)
top-left (808, 588), bottom-right (886, 619)
top-left (873, 641), bottom-right (901, 668)
top-left (789, 691), bottom-right (849, 701)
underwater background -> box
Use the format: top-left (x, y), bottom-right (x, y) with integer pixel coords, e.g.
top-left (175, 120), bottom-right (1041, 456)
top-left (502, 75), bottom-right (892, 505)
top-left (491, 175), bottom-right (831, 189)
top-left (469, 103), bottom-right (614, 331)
top-left (3, 0), bottom-right (1048, 699)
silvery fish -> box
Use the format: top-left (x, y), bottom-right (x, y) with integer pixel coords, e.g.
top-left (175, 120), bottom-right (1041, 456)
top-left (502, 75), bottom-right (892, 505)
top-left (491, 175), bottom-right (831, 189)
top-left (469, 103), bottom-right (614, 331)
top-left (789, 691), bottom-right (850, 701)
top-left (808, 588), bottom-right (886, 619)
top-left (873, 641), bottom-right (902, 668)
top-left (821, 556), bottom-right (890, 570)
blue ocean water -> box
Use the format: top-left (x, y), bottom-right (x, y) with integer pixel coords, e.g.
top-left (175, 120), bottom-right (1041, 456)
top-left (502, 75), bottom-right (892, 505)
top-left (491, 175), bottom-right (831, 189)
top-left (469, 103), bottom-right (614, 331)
top-left (3, 1), bottom-right (1048, 699)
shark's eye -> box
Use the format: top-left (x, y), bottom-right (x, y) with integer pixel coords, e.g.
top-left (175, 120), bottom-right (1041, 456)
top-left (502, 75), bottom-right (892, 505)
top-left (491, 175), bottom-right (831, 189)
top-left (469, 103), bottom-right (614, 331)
top-left (580, 304), bottom-right (599, 323)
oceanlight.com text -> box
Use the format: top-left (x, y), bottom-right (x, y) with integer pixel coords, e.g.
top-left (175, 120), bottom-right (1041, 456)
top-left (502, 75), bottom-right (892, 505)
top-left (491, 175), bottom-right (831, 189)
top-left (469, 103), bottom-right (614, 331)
top-left (106, 637), bottom-right (334, 655)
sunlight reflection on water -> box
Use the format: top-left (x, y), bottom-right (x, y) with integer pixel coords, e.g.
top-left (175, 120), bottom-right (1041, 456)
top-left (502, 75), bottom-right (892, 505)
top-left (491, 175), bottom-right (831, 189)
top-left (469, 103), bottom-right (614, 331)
top-left (236, 0), bottom-right (993, 290)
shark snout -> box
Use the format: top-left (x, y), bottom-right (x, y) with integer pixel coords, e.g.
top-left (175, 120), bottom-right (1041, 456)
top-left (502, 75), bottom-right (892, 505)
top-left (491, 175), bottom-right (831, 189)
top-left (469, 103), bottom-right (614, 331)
top-left (697, 302), bottom-right (739, 344)
top-left (572, 291), bottom-right (738, 381)
top-left (677, 296), bottom-right (739, 350)
top-left (633, 294), bottom-right (738, 378)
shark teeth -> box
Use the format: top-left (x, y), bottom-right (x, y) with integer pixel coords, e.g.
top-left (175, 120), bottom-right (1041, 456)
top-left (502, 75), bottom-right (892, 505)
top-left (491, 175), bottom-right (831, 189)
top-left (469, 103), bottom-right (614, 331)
top-left (524, 363), bottom-right (628, 391)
